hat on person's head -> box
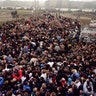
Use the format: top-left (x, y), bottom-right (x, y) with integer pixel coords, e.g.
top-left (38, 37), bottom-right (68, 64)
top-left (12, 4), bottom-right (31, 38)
top-left (61, 78), bottom-right (65, 81)
top-left (19, 65), bottom-right (23, 69)
top-left (40, 64), bottom-right (44, 69)
top-left (68, 78), bottom-right (72, 85)
top-left (72, 69), bottom-right (77, 73)
top-left (75, 70), bottom-right (77, 73)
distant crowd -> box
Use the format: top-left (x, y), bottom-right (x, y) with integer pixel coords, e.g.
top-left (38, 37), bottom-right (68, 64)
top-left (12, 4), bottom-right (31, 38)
top-left (0, 14), bottom-right (96, 96)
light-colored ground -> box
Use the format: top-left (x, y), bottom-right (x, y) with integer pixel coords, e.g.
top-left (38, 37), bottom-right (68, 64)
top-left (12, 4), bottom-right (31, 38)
top-left (0, 9), bottom-right (95, 27)
top-left (60, 12), bottom-right (91, 28)
top-left (0, 9), bottom-right (33, 24)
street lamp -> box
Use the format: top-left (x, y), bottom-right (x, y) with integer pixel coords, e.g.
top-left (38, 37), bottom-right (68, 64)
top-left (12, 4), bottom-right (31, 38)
top-left (35, 0), bottom-right (37, 12)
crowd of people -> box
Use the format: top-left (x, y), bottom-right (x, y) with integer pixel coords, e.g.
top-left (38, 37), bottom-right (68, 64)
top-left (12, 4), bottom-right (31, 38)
top-left (0, 14), bottom-right (96, 96)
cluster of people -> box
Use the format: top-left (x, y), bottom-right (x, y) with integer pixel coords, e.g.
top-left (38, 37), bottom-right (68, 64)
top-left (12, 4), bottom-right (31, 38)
top-left (0, 14), bottom-right (96, 96)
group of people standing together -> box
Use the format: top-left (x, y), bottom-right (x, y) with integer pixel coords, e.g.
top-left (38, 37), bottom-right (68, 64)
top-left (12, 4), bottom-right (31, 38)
top-left (0, 14), bottom-right (95, 96)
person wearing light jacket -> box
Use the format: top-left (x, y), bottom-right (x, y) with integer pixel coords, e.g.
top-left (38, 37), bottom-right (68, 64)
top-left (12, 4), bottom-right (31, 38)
top-left (83, 78), bottom-right (94, 96)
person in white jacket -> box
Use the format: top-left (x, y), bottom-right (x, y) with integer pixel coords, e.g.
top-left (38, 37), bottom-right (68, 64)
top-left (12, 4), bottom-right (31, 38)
top-left (83, 78), bottom-right (94, 96)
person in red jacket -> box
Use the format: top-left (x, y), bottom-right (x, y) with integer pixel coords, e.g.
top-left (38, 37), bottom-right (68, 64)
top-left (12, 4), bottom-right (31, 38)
top-left (12, 69), bottom-right (23, 81)
top-left (60, 78), bottom-right (67, 87)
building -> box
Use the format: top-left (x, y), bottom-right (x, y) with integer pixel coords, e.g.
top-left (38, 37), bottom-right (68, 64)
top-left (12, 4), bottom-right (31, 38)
top-left (45, 0), bottom-right (69, 9)
top-left (1, 0), bottom-right (34, 8)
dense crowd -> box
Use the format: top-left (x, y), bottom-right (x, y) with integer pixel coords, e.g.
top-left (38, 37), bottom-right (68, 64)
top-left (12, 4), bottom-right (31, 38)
top-left (0, 14), bottom-right (96, 96)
